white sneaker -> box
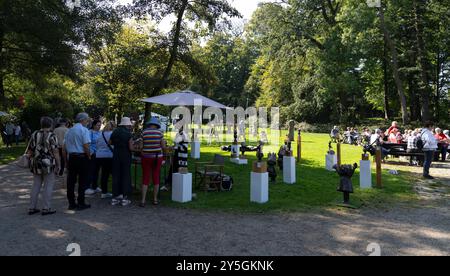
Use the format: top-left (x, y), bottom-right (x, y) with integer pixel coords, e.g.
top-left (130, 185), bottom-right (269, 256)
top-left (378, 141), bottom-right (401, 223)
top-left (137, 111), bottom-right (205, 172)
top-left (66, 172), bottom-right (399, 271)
top-left (160, 186), bottom-right (169, 192)
top-left (111, 198), bottom-right (121, 206)
top-left (95, 188), bottom-right (102, 194)
top-left (121, 199), bottom-right (131, 206)
top-left (101, 193), bottom-right (113, 199)
top-left (85, 189), bottom-right (96, 195)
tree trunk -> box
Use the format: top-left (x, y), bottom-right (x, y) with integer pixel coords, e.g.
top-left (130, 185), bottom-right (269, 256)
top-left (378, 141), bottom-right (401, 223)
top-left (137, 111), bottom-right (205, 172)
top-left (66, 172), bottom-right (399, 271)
top-left (413, 0), bottom-right (431, 123)
top-left (435, 52), bottom-right (440, 122)
top-left (0, 24), bottom-right (5, 110)
top-left (145, 0), bottom-right (188, 122)
top-left (379, 4), bottom-right (409, 124)
top-left (0, 75), bottom-right (5, 110)
top-left (383, 40), bottom-right (390, 120)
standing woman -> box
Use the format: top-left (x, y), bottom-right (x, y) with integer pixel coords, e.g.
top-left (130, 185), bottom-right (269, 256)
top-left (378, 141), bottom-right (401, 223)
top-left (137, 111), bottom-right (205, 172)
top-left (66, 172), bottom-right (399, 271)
top-left (140, 117), bottom-right (165, 207)
top-left (86, 119), bottom-right (102, 195)
top-left (110, 117), bottom-right (134, 206)
top-left (96, 121), bottom-right (115, 199)
top-left (27, 117), bottom-right (61, 216)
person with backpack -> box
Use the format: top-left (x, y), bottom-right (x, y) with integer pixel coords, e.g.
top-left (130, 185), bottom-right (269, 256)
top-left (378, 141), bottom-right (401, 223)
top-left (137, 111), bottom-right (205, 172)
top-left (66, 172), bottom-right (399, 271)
top-left (95, 121), bottom-right (115, 199)
top-left (27, 117), bottom-right (61, 216)
top-left (421, 122), bottom-right (438, 179)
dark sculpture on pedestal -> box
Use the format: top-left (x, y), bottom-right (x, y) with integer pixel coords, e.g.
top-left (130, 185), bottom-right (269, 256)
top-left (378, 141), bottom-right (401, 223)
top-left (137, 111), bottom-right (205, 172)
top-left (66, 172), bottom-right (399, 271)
top-left (267, 153), bottom-right (277, 182)
top-left (256, 141), bottom-right (264, 162)
top-left (333, 163), bottom-right (358, 204)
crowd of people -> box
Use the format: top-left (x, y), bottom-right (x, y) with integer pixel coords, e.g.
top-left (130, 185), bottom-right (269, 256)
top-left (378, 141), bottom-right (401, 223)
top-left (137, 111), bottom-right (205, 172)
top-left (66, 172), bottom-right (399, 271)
top-left (331, 121), bottom-right (450, 179)
top-left (1, 121), bottom-right (31, 147)
top-left (26, 112), bottom-right (167, 216)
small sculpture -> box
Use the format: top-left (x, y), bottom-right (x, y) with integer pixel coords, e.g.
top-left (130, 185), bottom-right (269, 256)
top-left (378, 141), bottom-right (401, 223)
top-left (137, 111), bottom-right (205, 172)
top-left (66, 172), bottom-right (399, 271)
top-left (284, 135), bottom-right (292, 156)
top-left (328, 142), bottom-right (335, 155)
top-left (175, 128), bottom-right (189, 174)
top-left (233, 122), bottom-right (238, 145)
top-left (256, 141), bottom-right (264, 162)
top-left (240, 142), bottom-right (247, 159)
top-left (267, 153), bottom-right (277, 182)
top-left (288, 120), bottom-right (295, 142)
top-left (277, 147), bottom-right (285, 171)
top-left (333, 163), bottom-right (358, 205)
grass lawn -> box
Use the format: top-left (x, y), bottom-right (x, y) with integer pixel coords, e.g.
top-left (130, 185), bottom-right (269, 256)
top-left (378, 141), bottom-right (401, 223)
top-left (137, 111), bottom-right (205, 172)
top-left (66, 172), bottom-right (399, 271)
top-left (0, 143), bottom-right (26, 165)
top-left (132, 132), bottom-right (417, 213)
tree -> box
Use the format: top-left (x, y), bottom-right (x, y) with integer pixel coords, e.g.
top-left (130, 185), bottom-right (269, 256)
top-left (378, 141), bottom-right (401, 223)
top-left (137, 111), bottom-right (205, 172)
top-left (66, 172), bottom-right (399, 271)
top-left (128, 0), bottom-right (240, 120)
top-left (0, 0), bottom-right (122, 109)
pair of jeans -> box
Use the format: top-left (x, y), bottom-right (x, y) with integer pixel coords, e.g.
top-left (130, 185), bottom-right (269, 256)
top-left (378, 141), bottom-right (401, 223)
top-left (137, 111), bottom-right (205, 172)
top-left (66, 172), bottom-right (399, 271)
top-left (58, 148), bottom-right (66, 176)
top-left (439, 145), bottom-right (448, 161)
top-left (423, 150), bottom-right (435, 177)
top-left (112, 149), bottom-right (132, 198)
top-left (88, 154), bottom-right (100, 190)
top-left (67, 154), bottom-right (89, 206)
top-left (96, 158), bottom-right (112, 193)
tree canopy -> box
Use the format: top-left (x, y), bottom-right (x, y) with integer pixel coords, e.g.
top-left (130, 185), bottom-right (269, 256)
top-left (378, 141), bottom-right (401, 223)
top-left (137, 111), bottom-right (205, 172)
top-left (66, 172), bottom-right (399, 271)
top-left (0, 0), bottom-right (449, 129)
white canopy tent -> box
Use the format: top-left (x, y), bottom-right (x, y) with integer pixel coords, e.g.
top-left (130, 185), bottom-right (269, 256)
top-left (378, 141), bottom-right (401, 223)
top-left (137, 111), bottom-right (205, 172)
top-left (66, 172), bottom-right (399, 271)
top-left (141, 90), bottom-right (231, 110)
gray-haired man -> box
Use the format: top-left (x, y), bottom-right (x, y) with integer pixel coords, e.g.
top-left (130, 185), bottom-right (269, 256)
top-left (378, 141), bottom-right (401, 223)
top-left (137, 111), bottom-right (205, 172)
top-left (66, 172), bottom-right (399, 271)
top-left (63, 113), bottom-right (92, 211)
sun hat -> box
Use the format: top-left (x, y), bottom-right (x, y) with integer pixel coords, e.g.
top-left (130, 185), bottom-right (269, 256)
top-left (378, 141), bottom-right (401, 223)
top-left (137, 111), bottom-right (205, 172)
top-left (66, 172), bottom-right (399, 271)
top-left (119, 117), bottom-right (133, 126)
top-left (145, 116), bottom-right (161, 129)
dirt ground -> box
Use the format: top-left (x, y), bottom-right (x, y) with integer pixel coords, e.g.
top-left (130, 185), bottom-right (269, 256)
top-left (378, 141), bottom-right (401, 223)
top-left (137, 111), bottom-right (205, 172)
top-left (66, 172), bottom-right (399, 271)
top-left (0, 161), bottom-right (449, 256)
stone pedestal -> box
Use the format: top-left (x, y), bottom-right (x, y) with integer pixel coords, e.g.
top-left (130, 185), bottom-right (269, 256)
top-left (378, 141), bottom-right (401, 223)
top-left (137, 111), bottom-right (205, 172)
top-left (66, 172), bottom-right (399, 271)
top-left (190, 142), bottom-right (200, 159)
top-left (251, 172), bottom-right (269, 204)
top-left (326, 154), bottom-right (337, 171)
top-left (283, 156), bottom-right (296, 184)
top-left (172, 173), bottom-right (192, 203)
top-left (359, 160), bottom-right (372, 189)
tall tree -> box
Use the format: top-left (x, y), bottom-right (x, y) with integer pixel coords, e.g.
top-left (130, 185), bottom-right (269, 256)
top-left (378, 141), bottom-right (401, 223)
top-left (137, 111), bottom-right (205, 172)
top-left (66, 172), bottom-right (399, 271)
top-left (128, 0), bottom-right (240, 120)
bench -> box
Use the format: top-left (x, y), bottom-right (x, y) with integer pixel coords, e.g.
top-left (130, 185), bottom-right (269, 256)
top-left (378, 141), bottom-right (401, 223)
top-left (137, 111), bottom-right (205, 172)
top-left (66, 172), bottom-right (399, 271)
top-left (381, 143), bottom-right (424, 160)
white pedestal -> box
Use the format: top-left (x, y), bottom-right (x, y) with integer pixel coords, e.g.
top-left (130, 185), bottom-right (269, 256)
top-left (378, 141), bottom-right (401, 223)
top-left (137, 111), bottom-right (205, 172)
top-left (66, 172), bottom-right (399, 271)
top-left (172, 173), bottom-right (192, 203)
top-left (230, 158), bottom-right (248, 165)
top-left (283, 156), bottom-right (296, 184)
top-left (326, 154), bottom-right (337, 171)
top-left (251, 172), bottom-right (269, 204)
top-left (359, 160), bottom-right (372, 189)
top-left (191, 142), bottom-right (200, 159)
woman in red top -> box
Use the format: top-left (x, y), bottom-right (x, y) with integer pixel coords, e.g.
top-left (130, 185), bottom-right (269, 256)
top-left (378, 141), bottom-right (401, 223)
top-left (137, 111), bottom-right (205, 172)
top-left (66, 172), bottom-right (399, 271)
top-left (435, 128), bottom-right (449, 161)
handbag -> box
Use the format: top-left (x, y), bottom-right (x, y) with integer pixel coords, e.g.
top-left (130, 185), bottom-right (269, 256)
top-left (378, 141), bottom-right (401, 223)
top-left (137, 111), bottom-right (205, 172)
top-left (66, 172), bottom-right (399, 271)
top-left (17, 142), bottom-right (31, 168)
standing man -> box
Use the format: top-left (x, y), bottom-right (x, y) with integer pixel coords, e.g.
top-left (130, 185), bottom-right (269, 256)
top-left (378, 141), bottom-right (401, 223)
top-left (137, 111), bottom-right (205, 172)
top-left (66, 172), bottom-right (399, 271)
top-left (63, 113), bottom-right (91, 211)
top-left (421, 122), bottom-right (438, 179)
top-left (54, 118), bottom-right (69, 177)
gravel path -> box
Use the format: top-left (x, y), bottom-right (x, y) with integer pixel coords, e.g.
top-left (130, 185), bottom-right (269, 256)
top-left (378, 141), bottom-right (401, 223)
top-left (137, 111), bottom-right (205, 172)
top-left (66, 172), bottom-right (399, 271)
top-left (0, 162), bottom-right (449, 256)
